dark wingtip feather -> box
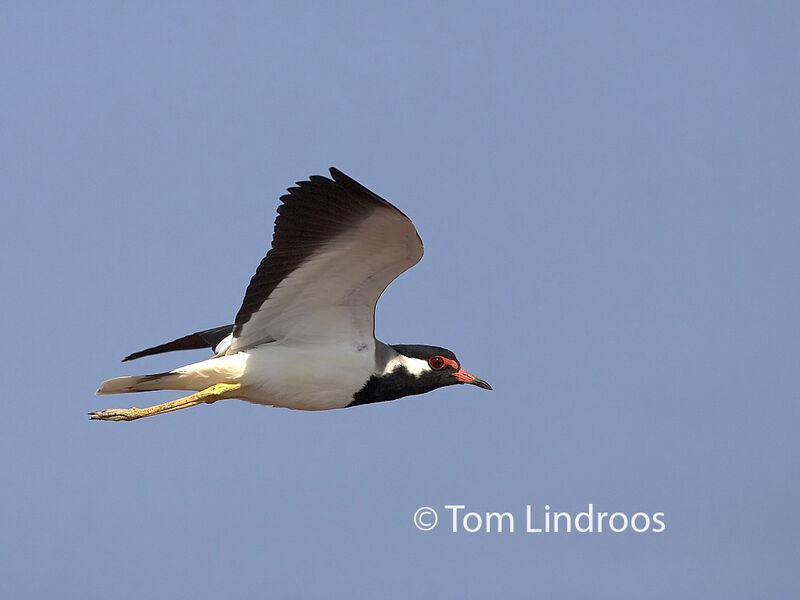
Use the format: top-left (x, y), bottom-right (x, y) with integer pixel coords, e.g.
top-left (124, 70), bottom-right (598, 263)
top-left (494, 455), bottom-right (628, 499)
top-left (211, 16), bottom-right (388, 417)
top-left (121, 325), bottom-right (233, 362)
top-left (328, 167), bottom-right (363, 190)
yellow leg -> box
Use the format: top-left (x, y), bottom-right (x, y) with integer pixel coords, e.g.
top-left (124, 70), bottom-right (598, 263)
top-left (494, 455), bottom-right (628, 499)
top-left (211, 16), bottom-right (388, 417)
top-left (89, 383), bottom-right (241, 422)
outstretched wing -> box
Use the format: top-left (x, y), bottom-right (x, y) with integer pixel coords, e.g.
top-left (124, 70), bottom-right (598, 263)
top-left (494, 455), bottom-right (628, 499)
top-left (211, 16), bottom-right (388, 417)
top-left (227, 168), bottom-right (423, 352)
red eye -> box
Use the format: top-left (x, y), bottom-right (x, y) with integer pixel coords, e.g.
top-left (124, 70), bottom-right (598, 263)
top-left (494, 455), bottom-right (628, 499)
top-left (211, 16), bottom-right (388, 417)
top-left (428, 356), bottom-right (446, 370)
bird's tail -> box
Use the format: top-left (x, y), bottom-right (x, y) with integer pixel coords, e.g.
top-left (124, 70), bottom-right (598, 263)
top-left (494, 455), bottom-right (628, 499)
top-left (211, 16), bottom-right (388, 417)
top-left (95, 354), bottom-right (248, 396)
top-left (96, 372), bottom-right (189, 395)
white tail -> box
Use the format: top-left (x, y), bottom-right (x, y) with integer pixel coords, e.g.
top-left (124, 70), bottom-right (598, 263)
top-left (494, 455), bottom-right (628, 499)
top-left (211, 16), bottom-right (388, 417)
top-left (95, 372), bottom-right (186, 395)
top-left (95, 354), bottom-right (248, 395)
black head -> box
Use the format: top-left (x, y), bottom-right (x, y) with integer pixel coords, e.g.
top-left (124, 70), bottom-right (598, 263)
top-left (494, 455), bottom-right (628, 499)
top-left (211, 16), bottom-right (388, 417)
top-left (390, 344), bottom-right (493, 391)
top-left (349, 344), bottom-right (491, 407)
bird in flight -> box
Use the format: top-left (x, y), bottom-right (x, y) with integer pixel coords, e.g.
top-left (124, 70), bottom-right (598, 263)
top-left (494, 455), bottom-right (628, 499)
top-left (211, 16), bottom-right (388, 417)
top-left (91, 168), bottom-right (491, 421)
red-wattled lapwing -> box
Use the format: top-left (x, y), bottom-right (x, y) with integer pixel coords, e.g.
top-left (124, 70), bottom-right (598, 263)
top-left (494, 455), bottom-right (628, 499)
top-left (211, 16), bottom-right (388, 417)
top-left (91, 168), bottom-right (491, 421)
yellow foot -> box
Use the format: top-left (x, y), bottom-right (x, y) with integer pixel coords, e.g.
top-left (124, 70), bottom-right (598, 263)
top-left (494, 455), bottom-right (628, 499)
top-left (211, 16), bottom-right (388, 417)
top-left (89, 383), bottom-right (241, 422)
top-left (89, 407), bottom-right (144, 421)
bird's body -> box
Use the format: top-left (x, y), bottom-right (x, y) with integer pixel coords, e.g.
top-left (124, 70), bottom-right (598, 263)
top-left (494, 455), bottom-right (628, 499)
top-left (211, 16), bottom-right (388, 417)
top-left (101, 341), bottom-right (373, 410)
top-left (92, 168), bottom-right (490, 421)
top-left (239, 340), bottom-right (376, 410)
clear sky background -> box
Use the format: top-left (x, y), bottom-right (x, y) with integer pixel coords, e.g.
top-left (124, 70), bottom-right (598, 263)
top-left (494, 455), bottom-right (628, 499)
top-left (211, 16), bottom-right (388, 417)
top-left (1, 2), bottom-right (798, 598)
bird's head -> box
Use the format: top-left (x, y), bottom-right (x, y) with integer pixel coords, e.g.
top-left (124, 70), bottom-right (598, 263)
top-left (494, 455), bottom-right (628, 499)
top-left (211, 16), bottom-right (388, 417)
top-left (390, 344), bottom-right (492, 392)
top-left (349, 343), bottom-right (491, 406)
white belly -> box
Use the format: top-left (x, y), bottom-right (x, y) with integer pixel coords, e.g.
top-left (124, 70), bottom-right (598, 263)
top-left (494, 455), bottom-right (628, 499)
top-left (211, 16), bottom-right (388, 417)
top-left (237, 341), bottom-right (375, 410)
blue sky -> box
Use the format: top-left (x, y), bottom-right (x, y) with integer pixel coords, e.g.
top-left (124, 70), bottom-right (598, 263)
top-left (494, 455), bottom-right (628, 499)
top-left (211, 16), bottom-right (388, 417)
top-left (1, 2), bottom-right (798, 597)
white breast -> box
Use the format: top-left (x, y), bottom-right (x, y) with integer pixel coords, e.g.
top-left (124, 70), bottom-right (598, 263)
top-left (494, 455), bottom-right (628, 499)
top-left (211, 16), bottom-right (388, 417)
top-left (237, 340), bottom-right (377, 410)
